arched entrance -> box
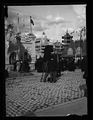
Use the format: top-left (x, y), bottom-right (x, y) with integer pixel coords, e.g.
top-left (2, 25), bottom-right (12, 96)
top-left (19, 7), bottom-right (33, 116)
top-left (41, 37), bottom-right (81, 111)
top-left (67, 48), bottom-right (73, 56)
top-left (9, 52), bottom-right (16, 64)
top-left (75, 47), bottom-right (83, 69)
top-left (75, 47), bottom-right (82, 57)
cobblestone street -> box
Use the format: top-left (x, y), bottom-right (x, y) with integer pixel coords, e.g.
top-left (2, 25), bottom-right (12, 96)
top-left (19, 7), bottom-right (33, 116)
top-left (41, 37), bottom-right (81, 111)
top-left (6, 69), bottom-right (87, 117)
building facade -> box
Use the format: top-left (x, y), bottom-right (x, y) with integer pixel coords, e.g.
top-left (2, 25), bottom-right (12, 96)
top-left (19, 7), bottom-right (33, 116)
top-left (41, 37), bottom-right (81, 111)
top-left (61, 31), bottom-right (86, 58)
top-left (35, 33), bottom-right (50, 58)
top-left (21, 33), bottom-right (36, 63)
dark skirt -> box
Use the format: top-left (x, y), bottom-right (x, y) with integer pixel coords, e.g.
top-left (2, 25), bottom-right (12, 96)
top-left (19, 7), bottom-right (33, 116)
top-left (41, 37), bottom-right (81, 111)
top-left (21, 61), bottom-right (30, 72)
top-left (44, 60), bottom-right (57, 73)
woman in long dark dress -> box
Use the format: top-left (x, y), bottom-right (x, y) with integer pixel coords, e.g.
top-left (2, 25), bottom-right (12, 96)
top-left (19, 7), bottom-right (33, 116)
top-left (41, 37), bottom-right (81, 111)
top-left (21, 52), bottom-right (30, 72)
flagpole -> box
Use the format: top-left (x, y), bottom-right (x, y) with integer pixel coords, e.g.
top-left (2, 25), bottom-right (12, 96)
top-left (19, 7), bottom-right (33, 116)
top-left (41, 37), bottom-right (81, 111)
top-left (17, 13), bottom-right (20, 33)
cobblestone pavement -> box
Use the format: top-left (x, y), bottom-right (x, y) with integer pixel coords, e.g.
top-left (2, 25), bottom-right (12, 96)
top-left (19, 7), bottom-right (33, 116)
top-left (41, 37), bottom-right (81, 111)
top-left (6, 69), bottom-right (87, 117)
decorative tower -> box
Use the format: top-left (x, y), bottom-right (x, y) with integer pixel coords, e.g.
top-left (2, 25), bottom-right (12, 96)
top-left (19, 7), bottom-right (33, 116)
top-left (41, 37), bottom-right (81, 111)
top-left (62, 30), bottom-right (73, 45)
top-left (62, 30), bottom-right (74, 57)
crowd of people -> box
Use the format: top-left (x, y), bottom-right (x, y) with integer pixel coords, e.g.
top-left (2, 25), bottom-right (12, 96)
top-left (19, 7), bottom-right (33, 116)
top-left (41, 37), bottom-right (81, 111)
top-left (35, 45), bottom-right (87, 84)
top-left (5, 51), bottom-right (31, 79)
top-left (5, 44), bottom-right (87, 85)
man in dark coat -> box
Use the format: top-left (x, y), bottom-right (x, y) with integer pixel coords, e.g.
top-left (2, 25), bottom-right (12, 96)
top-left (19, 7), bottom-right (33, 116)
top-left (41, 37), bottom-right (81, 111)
top-left (42, 52), bottom-right (57, 82)
top-left (21, 52), bottom-right (30, 72)
top-left (41, 45), bottom-right (58, 82)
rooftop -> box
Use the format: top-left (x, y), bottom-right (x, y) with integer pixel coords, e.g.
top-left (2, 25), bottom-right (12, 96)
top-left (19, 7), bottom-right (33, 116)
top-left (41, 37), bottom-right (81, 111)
top-left (62, 31), bottom-right (73, 39)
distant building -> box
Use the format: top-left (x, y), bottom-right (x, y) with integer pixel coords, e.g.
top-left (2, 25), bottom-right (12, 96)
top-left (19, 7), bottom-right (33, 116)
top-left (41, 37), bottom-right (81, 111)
top-left (35, 38), bottom-right (42, 58)
top-left (53, 40), bottom-right (63, 54)
top-left (62, 31), bottom-right (74, 57)
top-left (61, 30), bottom-right (87, 57)
top-left (21, 33), bottom-right (36, 63)
top-left (35, 32), bottom-right (50, 58)
top-left (5, 31), bottom-right (36, 68)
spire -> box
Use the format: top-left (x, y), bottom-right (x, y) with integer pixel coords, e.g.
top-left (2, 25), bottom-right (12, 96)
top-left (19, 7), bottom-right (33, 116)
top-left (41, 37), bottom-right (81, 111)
top-left (66, 29), bottom-right (68, 33)
top-left (17, 13), bottom-right (20, 33)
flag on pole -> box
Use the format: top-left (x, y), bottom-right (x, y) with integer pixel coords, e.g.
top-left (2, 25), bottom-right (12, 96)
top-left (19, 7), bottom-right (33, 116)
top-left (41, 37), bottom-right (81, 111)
top-left (30, 16), bottom-right (34, 25)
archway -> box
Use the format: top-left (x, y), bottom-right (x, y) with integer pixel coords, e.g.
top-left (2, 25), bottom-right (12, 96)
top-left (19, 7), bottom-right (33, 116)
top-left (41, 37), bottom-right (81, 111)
top-left (9, 52), bottom-right (16, 64)
top-left (67, 48), bottom-right (73, 56)
top-left (75, 47), bottom-right (82, 57)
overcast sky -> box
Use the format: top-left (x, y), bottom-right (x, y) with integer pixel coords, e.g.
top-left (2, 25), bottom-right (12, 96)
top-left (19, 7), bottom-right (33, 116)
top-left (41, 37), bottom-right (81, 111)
top-left (8, 5), bottom-right (86, 42)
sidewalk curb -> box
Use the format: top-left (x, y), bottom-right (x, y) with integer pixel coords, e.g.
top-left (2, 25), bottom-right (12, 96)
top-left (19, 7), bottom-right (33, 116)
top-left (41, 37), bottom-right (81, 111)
top-left (35, 97), bottom-right (87, 113)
